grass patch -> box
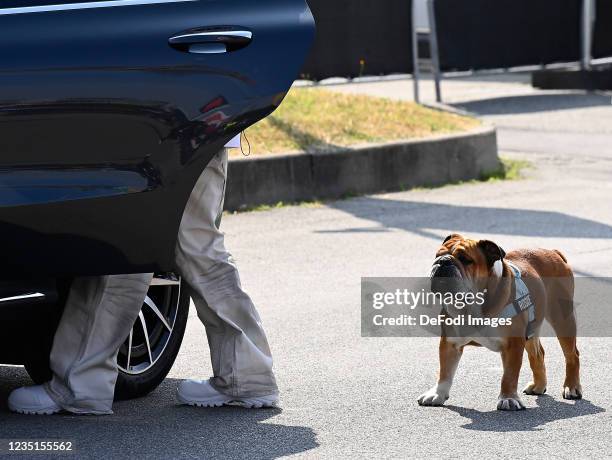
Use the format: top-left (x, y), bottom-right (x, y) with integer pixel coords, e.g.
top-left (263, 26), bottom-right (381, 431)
top-left (231, 87), bottom-right (480, 157)
top-left (226, 200), bottom-right (323, 214)
top-left (480, 157), bottom-right (533, 182)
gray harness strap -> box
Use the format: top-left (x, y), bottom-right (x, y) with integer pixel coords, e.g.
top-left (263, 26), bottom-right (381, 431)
top-left (499, 262), bottom-right (536, 339)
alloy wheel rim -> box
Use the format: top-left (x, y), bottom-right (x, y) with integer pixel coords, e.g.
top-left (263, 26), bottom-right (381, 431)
top-left (117, 279), bottom-right (181, 375)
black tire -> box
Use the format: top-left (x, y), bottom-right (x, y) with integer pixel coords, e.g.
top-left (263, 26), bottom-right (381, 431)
top-left (22, 323), bottom-right (56, 385)
top-left (24, 277), bottom-right (190, 402)
top-left (23, 279), bottom-right (71, 385)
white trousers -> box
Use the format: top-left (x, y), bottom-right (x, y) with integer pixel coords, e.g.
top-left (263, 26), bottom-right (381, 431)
top-left (45, 149), bottom-right (277, 414)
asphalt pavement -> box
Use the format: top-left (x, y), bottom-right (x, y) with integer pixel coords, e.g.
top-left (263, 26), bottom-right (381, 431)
top-left (1, 75), bottom-right (612, 459)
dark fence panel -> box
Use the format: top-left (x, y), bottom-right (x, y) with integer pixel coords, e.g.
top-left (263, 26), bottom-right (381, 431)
top-left (593, 0), bottom-right (612, 59)
top-left (301, 0), bottom-right (413, 80)
top-left (434, 0), bottom-right (581, 72)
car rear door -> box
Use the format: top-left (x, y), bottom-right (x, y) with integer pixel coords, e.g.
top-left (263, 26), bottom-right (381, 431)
top-left (0, 0), bottom-right (314, 277)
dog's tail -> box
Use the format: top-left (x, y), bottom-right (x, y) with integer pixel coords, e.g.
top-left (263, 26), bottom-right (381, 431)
top-left (553, 249), bottom-right (568, 264)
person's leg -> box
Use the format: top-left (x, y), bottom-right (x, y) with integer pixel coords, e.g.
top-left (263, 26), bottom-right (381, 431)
top-left (175, 148), bottom-right (278, 405)
top-left (8, 274), bottom-right (152, 415)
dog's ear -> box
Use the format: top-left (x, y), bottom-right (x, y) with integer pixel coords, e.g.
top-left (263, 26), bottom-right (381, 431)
top-left (478, 240), bottom-right (506, 267)
top-left (443, 233), bottom-right (464, 244)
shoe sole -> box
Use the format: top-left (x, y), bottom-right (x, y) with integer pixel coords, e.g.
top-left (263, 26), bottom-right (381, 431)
top-left (9, 406), bottom-right (61, 415)
top-left (177, 393), bottom-right (278, 409)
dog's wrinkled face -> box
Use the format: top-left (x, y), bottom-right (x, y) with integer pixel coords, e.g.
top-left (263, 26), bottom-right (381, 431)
top-left (431, 233), bottom-right (506, 293)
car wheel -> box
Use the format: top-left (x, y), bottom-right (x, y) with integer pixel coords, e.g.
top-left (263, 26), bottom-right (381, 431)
top-left (24, 276), bottom-right (190, 402)
top-left (114, 276), bottom-right (189, 400)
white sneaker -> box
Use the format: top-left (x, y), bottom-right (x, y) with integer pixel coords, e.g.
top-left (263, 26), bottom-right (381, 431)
top-left (176, 379), bottom-right (279, 409)
top-left (8, 385), bottom-right (62, 415)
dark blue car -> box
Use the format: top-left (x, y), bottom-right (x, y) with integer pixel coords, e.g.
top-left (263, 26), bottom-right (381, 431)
top-left (0, 0), bottom-right (314, 399)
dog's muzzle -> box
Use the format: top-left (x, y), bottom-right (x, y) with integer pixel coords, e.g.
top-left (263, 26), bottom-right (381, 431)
top-left (430, 255), bottom-right (461, 278)
top-left (430, 255), bottom-right (463, 294)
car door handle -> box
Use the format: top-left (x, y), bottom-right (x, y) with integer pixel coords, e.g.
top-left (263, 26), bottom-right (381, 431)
top-left (169, 29), bottom-right (253, 54)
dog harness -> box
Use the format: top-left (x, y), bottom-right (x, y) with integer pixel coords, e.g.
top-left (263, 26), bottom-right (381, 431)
top-left (498, 262), bottom-right (537, 339)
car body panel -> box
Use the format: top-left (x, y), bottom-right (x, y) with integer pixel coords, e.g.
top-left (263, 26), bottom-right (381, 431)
top-left (0, 0), bottom-right (314, 277)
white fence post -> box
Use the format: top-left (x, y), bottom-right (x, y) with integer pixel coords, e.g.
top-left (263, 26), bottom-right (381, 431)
top-left (412, 0), bottom-right (421, 103)
top-left (581, 0), bottom-right (595, 70)
top-left (427, 0), bottom-right (442, 103)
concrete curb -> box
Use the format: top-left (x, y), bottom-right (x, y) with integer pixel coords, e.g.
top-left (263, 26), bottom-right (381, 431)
top-left (225, 126), bottom-right (499, 211)
top-left (532, 67), bottom-right (612, 91)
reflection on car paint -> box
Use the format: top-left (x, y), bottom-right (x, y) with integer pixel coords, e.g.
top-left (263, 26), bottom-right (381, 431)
top-left (0, 0), bottom-right (315, 276)
top-left (0, 167), bottom-right (156, 207)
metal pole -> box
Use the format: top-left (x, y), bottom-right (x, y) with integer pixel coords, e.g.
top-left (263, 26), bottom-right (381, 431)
top-left (427, 0), bottom-right (442, 103)
top-left (411, 0), bottom-right (421, 104)
top-left (581, 0), bottom-right (595, 70)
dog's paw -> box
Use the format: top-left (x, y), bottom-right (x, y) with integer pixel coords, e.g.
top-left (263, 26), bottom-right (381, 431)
top-left (523, 382), bottom-right (547, 395)
top-left (562, 385), bottom-right (583, 400)
top-left (497, 397), bottom-right (526, 411)
top-left (417, 388), bottom-right (448, 406)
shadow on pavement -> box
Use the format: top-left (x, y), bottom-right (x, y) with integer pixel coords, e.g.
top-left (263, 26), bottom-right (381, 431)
top-left (0, 368), bottom-right (318, 460)
top-left (445, 395), bottom-right (605, 432)
top-left (452, 93), bottom-right (612, 116)
top-left (319, 198), bottom-right (612, 241)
